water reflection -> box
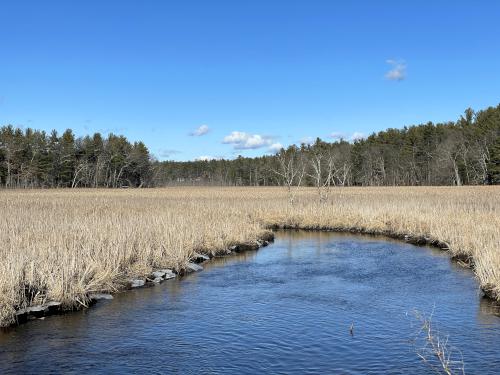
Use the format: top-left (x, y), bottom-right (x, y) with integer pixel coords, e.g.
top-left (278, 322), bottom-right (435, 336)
top-left (479, 297), bottom-right (500, 319)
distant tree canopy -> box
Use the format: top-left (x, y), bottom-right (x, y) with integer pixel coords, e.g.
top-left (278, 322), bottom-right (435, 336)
top-left (0, 128), bottom-right (151, 188)
top-left (1, 104), bottom-right (499, 188)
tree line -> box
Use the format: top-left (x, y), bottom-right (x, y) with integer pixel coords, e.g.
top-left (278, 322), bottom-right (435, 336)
top-left (1, 104), bottom-right (499, 188)
top-left (0, 128), bottom-right (151, 188)
top-left (156, 104), bottom-right (500, 187)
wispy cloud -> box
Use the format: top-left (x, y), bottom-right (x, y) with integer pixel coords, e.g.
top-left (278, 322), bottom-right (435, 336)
top-left (190, 124), bottom-right (210, 136)
top-left (268, 142), bottom-right (283, 153)
top-left (385, 59), bottom-right (407, 81)
top-left (330, 132), bottom-right (347, 140)
top-left (86, 126), bottom-right (128, 135)
top-left (330, 131), bottom-right (365, 142)
top-left (195, 155), bottom-right (223, 161)
top-left (351, 132), bottom-right (366, 141)
top-left (299, 136), bottom-right (315, 145)
top-left (158, 149), bottom-right (181, 158)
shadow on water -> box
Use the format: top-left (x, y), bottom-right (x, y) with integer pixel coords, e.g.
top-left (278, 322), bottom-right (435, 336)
top-left (1, 230), bottom-right (500, 374)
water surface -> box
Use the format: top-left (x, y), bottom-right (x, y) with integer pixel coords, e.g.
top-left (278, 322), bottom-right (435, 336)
top-left (1, 231), bottom-right (500, 374)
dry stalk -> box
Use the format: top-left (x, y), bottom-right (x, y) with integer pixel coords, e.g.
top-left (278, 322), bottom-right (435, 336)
top-left (0, 186), bottom-right (499, 326)
top-left (412, 308), bottom-right (466, 375)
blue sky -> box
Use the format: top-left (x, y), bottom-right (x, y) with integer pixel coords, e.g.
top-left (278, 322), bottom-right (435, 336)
top-left (1, 1), bottom-right (500, 161)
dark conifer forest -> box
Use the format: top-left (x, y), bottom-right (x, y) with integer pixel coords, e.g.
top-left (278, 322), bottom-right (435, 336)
top-left (1, 104), bottom-right (499, 188)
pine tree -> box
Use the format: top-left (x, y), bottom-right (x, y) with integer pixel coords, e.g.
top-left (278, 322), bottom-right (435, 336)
top-left (487, 136), bottom-right (500, 184)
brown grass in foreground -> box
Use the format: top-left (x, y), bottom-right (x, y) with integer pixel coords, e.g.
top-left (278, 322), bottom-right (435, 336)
top-left (0, 187), bottom-right (499, 326)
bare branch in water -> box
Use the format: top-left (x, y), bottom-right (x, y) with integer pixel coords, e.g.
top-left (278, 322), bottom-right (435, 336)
top-left (411, 307), bottom-right (465, 375)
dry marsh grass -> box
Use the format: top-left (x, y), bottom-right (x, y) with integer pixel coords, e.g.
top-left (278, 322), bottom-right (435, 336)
top-left (0, 186), bottom-right (499, 326)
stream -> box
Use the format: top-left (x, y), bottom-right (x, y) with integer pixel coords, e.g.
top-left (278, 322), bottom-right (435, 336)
top-left (1, 231), bottom-right (500, 374)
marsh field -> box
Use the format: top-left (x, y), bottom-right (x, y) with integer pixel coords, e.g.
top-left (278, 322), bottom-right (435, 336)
top-left (0, 186), bottom-right (499, 327)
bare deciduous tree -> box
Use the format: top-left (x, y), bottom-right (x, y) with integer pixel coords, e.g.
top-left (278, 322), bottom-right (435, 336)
top-left (438, 131), bottom-right (466, 186)
top-left (271, 146), bottom-right (305, 205)
top-left (306, 143), bottom-right (335, 203)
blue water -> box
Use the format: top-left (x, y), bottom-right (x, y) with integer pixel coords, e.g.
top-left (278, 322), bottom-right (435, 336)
top-left (1, 231), bottom-right (499, 374)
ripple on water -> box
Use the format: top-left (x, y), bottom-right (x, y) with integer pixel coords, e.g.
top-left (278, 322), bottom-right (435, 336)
top-left (1, 231), bottom-right (500, 374)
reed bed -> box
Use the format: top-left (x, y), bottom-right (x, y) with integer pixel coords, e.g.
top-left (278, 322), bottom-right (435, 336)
top-left (0, 186), bottom-right (498, 326)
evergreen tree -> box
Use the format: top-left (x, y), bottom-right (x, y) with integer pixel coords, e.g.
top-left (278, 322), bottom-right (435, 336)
top-left (487, 137), bottom-right (500, 184)
top-left (0, 103), bottom-right (499, 188)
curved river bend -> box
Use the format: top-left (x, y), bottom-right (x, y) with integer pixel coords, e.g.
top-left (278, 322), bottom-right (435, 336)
top-left (1, 231), bottom-right (500, 374)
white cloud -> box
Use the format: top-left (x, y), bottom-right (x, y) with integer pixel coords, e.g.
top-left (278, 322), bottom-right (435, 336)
top-left (222, 131), bottom-right (276, 150)
top-left (299, 136), bottom-right (315, 145)
top-left (330, 132), bottom-right (346, 140)
top-left (268, 142), bottom-right (283, 153)
top-left (350, 132), bottom-right (366, 141)
top-left (190, 124), bottom-right (210, 136)
top-left (195, 155), bottom-right (217, 161)
top-left (385, 59), bottom-right (406, 81)
top-left (330, 131), bottom-right (365, 142)
top-left (158, 149), bottom-right (181, 158)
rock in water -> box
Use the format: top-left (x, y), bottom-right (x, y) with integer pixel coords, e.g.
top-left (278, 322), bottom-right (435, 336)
top-left (159, 269), bottom-right (176, 279)
top-left (130, 279), bottom-right (145, 288)
top-left (89, 293), bottom-right (114, 300)
top-left (16, 305), bottom-right (50, 318)
top-left (45, 301), bottom-right (62, 313)
top-left (186, 262), bottom-right (203, 272)
top-left (164, 272), bottom-right (176, 279)
top-left (151, 271), bottom-right (166, 279)
top-left (193, 252), bottom-right (210, 262)
top-left (27, 305), bottom-right (49, 313)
